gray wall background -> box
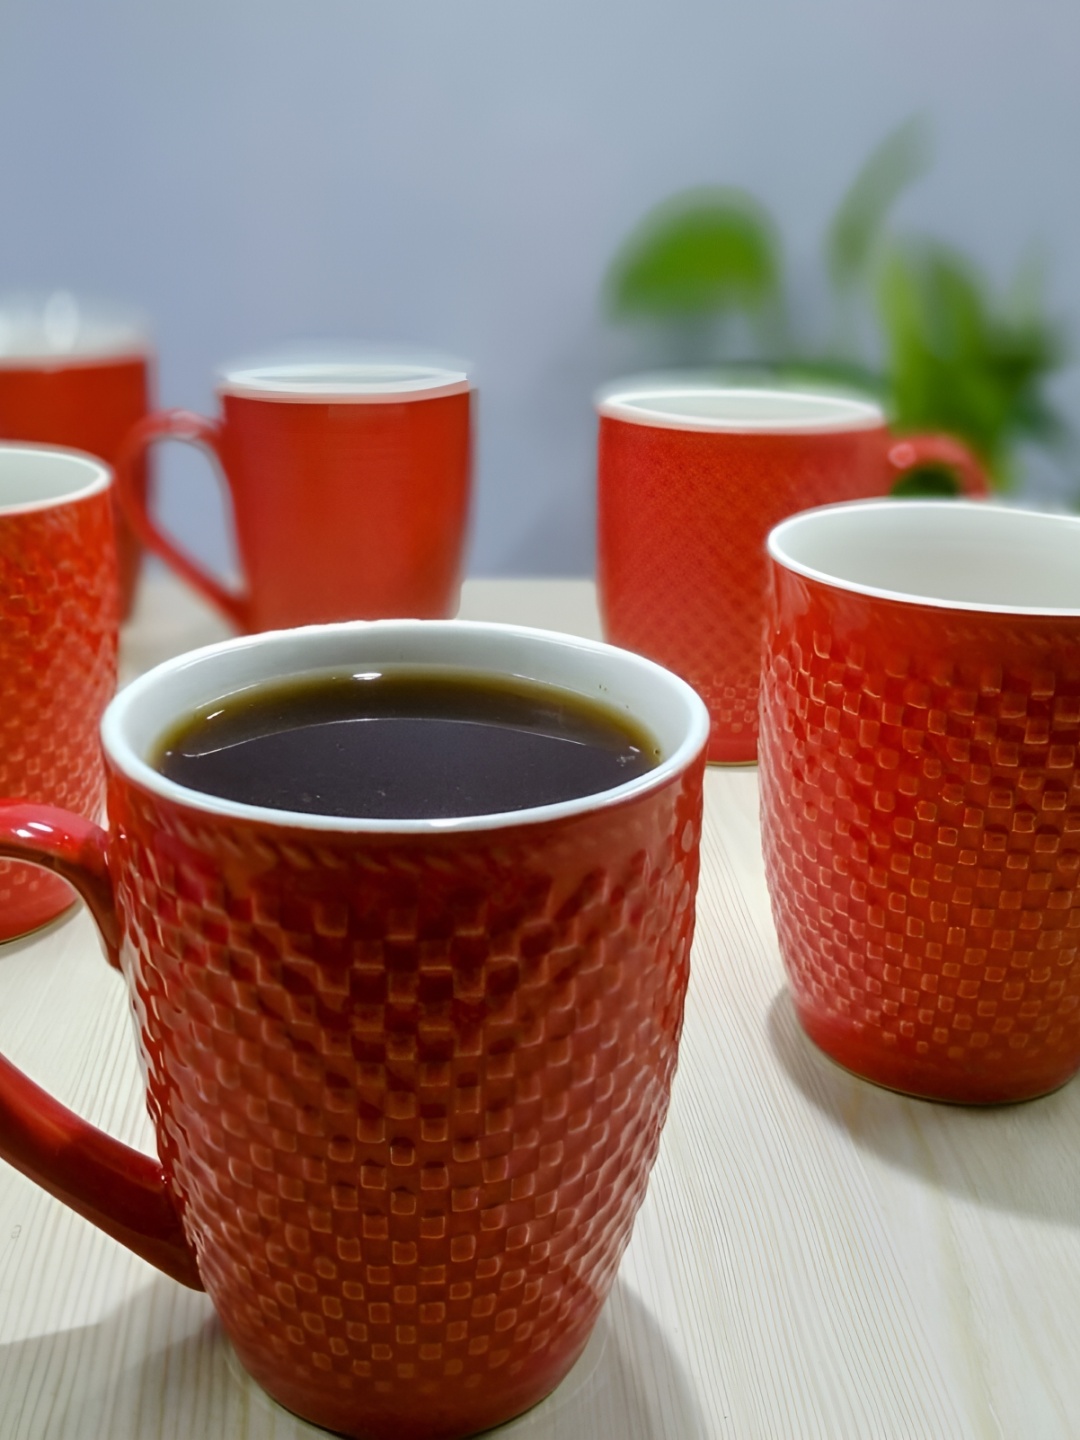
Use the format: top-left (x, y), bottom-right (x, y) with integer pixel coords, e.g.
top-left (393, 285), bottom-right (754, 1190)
top-left (1, 0), bottom-right (1077, 578)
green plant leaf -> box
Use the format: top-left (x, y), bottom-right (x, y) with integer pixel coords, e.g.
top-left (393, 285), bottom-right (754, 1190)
top-left (827, 117), bottom-right (930, 294)
top-left (889, 466), bottom-right (960, 498)
top-left (604, 187), bottom-right (780, 321)
top-left (878, 240), bottom-right (1067, 487)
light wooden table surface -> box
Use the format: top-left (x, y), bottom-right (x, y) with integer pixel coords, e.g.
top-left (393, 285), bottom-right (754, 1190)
top-left (2, 576), bottom-right (1078, 1440)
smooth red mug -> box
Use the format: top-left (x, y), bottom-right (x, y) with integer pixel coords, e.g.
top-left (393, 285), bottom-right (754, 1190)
top-left (761, 500), bottom-right (1080, 1104)
top-left (116, 353), bottom-right (473, 633)
top-left (0, 444), bottom-right (118, 940)
top-left (0, 292), bottom-right (152, 618)
top-left (597, 381), bottom-right (990, 764)
top-left (0, 619), bottom-right (708, 1439)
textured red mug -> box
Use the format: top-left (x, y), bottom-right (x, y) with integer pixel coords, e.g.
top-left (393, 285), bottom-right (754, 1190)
top-left (0, 292), bottom-right (152, 618)
top-left (760, 500), bottom-right (1080, 1104)
top-left (0, 444), bottom-right (118, 940)
top-left (597, 381), bottom-right (990, 764)
top-left (0, 619), bottom-right (708, 1439)
top-left (116, 352), bottom-right (473, 633)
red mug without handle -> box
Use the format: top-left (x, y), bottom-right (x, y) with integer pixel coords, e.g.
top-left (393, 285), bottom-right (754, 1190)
top-left (116, 352), bottom-right (473, 634)
top-left (0, 292), bottom-right (152, 618)
top-left (0, 444), bottom-right (118, 940)
top-left (761, 500), bottom-right (1080, 1104)
top-left (597, 381), bottom-right (990, 765)
top-left (0, 619), bottom-right (708, 1439)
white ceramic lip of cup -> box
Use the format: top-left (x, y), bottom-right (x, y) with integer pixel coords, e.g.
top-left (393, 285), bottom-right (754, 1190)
top-left (218, 346), bottom-right (473, 403)
top-left (0, 444), bottom-right (111, 515)
top-left (0, 292), bottom-right (149, 365)
top-left (104, 618), bottom-right (712, 836)
top-left (767, 499), bottom-right (1080, 616)
top-left (595, 379), bottom-right (884, 434)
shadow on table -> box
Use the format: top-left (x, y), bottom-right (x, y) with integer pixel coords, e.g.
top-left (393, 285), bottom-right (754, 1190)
top-left (490, 1279), bottom-right (708, 1439)
top-left (767, 986), bottom-right (1080, 1229)
top-left (0, 1272), bottom-right (706, 1439)
top-left (0, 1277), bottom-right (228, 1440)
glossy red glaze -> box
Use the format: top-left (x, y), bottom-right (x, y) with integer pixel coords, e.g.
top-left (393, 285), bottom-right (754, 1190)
top-left (598, 420), bottom-right (988, 764)
top-left (117, 389), bottom-right (472, 632)
top-left (0, 355), bottom-right (152, 617)
top-left (0, 752), bottom-right (704, 1437)
top-left (0, 479), bottom-right (119, 939)
top-left (760, 563), bottom-right (1080, 1103)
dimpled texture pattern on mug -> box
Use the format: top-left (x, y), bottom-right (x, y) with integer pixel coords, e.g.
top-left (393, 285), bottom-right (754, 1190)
top-left (109, 761), bottom-right (704, 1440)
top-left (759, 567), bottom-right (1080, 1103)
top-left (0, 358), bottom-right (150, 616)
top-left (597, 417), bottom-right (892, 762)
top-left (0, 492), bottom-right (118, 938)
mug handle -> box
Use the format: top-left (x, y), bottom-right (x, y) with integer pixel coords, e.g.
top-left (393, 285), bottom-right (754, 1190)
top-left (115, 410), bottom-right (251, 630)
top-left (886, 433), bottom-right (990, 497)
top-left (0, 802), bottom-right (203, 1291)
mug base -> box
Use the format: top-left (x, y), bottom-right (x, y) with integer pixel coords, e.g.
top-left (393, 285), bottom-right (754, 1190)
top-left (230, 1313), bottom-right (601, 1434)
top-left (707, 739), bottom-right (758, 765)
top-left (232, 1323), bottom-right (595, 1440)
top-left (225, 1318), bottom-right (607, 1440)
top-left (794, 1006), bottom-right (1080, 1106)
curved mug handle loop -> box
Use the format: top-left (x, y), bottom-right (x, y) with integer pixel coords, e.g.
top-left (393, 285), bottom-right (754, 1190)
top-left (0, 801), bottom-right (203, 1291)
top-left (115, 410), bottom-right (250, 630)
top-left (887, 432), bottom-right (990, 498)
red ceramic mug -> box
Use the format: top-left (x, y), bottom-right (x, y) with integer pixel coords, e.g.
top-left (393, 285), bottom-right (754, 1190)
top-left (116, 352), bottom-right (473, 633)
top-left (760, 500), bottom-right (1080, 1104)
top-left (597, 381), bottom-right (990, 764)
top-left (0, 618), bottom-right (708, 1439)
top-left (0, 292), bottom-right (152, 618)
top-left (0, 444), bottom-right (118, 941)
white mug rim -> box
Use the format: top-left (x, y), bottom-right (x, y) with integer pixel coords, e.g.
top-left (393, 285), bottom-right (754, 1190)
top-left (595, 380), bottom-right (884, 435)
top-left (0, 292), bottom-right (150, 367)
top-left (767, 499), bottom-right (1080, 616)
top-left (0, 444), bottom-right (112, 515)
top-left (104, 619), bottom-right (710, 834)
top-left (218, 350), bottom-right (472, 404)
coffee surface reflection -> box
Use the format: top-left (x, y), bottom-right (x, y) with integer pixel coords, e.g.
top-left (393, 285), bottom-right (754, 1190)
top-left (154, 669), bottom-right (660, 819)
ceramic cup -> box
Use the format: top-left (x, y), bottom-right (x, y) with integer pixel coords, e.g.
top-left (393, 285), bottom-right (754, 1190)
top-left (760, 500), bottom-right (1080, 1104)
top-left (0, 292), bottom-right (152, 618)
top-left (116, 350), bottom-right (473, 633)
top-left (0, 444), bottom-right (118, 941)
top-left (596, 380), bottom-right (990, 764)
top-left (0, 618), bottom-right (708, 1439)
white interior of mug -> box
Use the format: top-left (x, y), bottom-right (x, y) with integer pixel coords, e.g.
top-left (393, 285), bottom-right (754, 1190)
top-left (0, 292), bottom-right (149, 364)
top-left (768, 500), bottom-right (1080, 613)
top-left (220, 346), bottom-right (471, 403)
top-left (596, 382), bottom-right (883, 433)
top-left (0, 444), bottom-right (111, 513)
top-left (104, 620), bottom-right (710, 832)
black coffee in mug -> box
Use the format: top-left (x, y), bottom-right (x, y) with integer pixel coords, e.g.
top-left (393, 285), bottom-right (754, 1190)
top-left (153, 670), bottom-right (660, 819)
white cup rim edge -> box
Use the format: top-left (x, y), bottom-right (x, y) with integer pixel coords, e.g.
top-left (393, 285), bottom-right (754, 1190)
top-left (767, 499), bottom-right (1080, 616)
top-left (104, 619), bottom-right (710, 834)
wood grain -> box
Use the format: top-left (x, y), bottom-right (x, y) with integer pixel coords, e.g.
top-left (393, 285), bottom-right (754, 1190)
top-left (1, 576), bottom-right (1077, 1438)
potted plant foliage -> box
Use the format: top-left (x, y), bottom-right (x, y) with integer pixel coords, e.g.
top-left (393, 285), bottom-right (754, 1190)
top-left (603, 120), bottom-right (1070, 496)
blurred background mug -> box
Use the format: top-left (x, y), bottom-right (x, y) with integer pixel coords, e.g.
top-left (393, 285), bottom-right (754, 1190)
top-left (596, 381), bottom-right (990, 763)
top-left (0, 445), bottom-right (118, 940)
top-left (0, 292), bottom-right (152, 618)
top-left (116, 351), bottom-right (473, 632)
top-left (0, 617), bottom-right (707, 1439)
top-left (761, 500), bottom-right (1080, 1104)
